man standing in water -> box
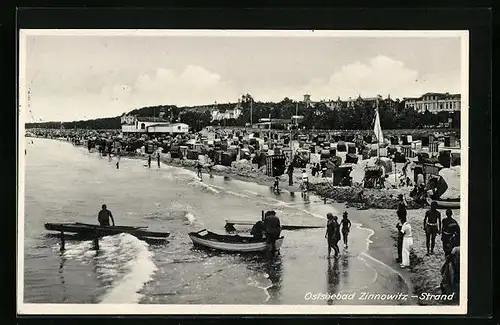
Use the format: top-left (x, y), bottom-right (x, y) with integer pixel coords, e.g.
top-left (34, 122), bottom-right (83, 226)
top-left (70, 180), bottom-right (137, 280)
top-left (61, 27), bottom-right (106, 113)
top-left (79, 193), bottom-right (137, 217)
top-left (98, 204), bottom-right (115, 226)
top-left (263, 211), bottom-right (281, 257)
top-left (424, 201), bottom-right (441, 255)
top-left (441, 209), bottom-right (460, 256)
top-left (157, 152), bottom-right (161, 168)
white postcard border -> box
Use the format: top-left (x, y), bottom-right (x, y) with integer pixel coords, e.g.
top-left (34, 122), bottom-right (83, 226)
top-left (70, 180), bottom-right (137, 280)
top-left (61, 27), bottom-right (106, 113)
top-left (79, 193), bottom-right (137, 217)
top-left (17, 29), bottom-right (469, 315)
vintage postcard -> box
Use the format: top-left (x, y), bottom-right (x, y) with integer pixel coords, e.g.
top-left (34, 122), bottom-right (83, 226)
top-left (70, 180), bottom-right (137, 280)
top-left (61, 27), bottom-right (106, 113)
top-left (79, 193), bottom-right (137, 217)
top-left (17, 29), bottom-right (468, 315)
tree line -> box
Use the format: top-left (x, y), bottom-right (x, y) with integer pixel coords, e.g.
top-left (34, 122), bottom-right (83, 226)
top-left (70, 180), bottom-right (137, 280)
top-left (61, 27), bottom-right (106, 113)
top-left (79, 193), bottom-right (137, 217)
top-left (25, 95), bottom-right (460, 132)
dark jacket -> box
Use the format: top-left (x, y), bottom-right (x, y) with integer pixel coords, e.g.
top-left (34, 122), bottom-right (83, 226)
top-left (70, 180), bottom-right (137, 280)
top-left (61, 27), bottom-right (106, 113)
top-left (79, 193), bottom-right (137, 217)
top-left (263, 215), bottom-right (281, 235)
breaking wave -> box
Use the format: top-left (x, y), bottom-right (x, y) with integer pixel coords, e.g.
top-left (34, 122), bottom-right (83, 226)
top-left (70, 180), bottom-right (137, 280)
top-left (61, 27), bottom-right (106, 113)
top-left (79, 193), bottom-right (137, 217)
top-left (53, 233), bottom-right (157, 304)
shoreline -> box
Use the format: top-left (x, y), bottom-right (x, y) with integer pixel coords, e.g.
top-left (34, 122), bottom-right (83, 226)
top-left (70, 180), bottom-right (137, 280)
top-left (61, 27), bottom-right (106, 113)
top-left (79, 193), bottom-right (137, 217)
top-left (124, 151), bottom-right (450, 305)
top-left (30, 137), bottom-right (451, 305)
top-left (114, 150), bottom-right (420, 300)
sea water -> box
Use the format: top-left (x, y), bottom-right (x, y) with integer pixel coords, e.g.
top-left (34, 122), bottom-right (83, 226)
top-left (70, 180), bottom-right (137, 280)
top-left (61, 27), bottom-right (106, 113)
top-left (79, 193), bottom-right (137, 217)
top-left (22, 138), bottom-right (410, 305)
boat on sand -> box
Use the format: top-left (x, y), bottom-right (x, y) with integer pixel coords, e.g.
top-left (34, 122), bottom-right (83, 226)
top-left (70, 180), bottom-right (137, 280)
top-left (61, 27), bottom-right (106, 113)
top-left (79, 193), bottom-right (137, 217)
top-left (189, 229), bottom-right (284, 253)
top-left (44, 222), bottom-right (169, 240)
top-left (426, 197), bottom-right (460, 209)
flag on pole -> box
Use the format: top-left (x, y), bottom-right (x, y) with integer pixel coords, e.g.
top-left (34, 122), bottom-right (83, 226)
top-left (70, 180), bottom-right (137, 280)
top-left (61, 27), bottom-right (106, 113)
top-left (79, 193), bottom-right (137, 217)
top-left (373, 100), bottom-right (384, 144)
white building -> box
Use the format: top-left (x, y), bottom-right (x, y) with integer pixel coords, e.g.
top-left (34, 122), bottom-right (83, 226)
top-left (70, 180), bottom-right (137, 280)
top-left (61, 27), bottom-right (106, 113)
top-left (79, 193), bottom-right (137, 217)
top-left (404, 92), bottom-right (461, 113)
top-left (211, 102), bottom-right (243, 121)
top-left (121, 115), bottom-right (189, 134)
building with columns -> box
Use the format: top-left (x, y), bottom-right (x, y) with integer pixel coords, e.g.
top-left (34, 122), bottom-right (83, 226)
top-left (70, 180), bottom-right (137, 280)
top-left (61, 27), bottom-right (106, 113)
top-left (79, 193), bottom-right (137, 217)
top-left (404, 92), bottom-right (461, 113)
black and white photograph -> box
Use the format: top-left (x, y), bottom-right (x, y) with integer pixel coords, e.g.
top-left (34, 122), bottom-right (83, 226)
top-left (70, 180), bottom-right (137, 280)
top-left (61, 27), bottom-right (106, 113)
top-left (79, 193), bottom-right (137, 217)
top-left (17, 29), bottom-right (468, 314)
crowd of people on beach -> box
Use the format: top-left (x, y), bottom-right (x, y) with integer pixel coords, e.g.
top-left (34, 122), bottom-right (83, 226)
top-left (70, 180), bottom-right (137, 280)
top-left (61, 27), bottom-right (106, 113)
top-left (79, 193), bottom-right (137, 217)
top-left (28, 126), bottom-right (461, 299)
top-left (394, 194), bottom-right (460, 297)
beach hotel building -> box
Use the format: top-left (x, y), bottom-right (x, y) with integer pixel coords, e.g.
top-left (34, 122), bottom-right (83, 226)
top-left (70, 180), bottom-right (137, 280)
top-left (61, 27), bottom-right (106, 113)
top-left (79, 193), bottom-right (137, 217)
top-left (403, 92), bottom-right (461, 113)
top-left (303, 94), bottom-right (397, 110)
top-left (121, 115), bottom-right (189, 135)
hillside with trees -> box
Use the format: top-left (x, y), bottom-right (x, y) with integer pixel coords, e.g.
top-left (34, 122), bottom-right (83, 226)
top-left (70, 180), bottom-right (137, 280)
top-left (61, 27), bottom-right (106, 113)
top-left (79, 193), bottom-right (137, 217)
top-left (25, 95), bottom-right (460, 131)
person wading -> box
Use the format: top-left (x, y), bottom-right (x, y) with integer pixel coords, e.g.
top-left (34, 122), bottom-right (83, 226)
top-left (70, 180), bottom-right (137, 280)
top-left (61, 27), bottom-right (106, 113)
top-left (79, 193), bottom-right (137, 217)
top-left (399, 214), bottom-right (413, 268)
top-left (441, 208), bottom-right (460, 256)
top-left (424, 201), bottom-right (441, 255)
top-left (340, 211), bottom-right (351, 249)
top-left (263, 211), bottom-right (281, 257)
top-left (98, 204), bottom-right (115, 227)
top-left (325, 213), bottom-right (341, 258)
top-left (157, 152), bottom-right (161, 168)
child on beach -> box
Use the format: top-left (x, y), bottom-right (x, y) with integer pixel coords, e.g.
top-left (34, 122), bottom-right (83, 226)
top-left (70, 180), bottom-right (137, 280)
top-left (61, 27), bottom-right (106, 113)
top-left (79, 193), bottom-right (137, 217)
top-left (273, 177), bottom-right (280, 193)
top-left (196, 161), bottom-right (203, 180)
top-left (340, 212), bottom-right (351, 249)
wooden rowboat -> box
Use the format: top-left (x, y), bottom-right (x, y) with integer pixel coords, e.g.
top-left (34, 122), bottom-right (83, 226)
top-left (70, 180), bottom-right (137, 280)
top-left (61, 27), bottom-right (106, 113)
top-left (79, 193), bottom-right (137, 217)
top-left (44, 222), bottom-right (169, 239)
top-left (189, 229), bottom-right (283, 253)
top-left (426, 197), bottom-right (460, 209)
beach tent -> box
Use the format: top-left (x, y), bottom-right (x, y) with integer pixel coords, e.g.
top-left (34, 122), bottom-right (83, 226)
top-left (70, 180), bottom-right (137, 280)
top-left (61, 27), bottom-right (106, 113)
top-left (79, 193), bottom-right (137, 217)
top-left (347, 143), bottom-right (357, 154)
top-left (332, 166), bottom-right (353, 186)
top-left (438, 150), bottom-right (452, 168)
top-left (393, 151), bottom-right (407, 163)
top-left (266, 154), bottom-right (287, 177)
top-left (451, 152), bottom-right (461, 166)
top-left (320, 149), bottom-right (331, 160)
top-left (337, 141), bottom-right (347, 152)
top-left (345, 153), bottom-right (359, 164)
top-left (363, 166), bottom-right (383, 189)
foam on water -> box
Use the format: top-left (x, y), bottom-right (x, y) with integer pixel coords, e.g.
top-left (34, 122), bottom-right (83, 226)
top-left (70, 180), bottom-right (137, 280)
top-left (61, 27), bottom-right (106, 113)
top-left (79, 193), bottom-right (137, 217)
top-left (52, 233), bottom-right (158, 304)
top-left (99, 233), bottom-right (158, 304)
top-left (184, 212), bottom-right (197, 225)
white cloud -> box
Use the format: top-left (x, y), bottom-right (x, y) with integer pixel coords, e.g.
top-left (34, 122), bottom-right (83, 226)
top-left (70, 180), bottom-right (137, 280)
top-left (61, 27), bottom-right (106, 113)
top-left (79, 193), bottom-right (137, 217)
top-left (302, 55), bottom-right (460, 100)
top-left (30, 65), bottom-right (241, 121)
top-left (27, 56), bottom-right (461, 122)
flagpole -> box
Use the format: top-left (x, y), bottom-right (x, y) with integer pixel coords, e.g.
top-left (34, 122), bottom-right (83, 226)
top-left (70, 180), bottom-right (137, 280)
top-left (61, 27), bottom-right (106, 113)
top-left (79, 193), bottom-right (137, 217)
top-left (377, 99), bottom-right (380, 161)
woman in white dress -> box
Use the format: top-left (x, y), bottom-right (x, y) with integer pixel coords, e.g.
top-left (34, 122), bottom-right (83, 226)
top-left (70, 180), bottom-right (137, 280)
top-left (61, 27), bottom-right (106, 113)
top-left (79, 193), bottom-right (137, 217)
top-left (400, 215), bottom-right (413, 268)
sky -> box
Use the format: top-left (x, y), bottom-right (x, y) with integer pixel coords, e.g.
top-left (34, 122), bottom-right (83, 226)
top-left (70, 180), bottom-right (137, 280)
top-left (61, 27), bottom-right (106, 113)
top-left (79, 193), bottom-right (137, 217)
top-left (22, 31), bottom-right (465, 122)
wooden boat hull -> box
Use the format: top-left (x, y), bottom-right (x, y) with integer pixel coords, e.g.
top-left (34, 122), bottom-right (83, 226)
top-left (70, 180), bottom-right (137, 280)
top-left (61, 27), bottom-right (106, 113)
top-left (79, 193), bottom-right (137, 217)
top-left (426, 197), bottom-right (460, 209)
top-left (44, 222), bottom-right (169, 239)
top-left (189, 229), bottom-right (283, 253)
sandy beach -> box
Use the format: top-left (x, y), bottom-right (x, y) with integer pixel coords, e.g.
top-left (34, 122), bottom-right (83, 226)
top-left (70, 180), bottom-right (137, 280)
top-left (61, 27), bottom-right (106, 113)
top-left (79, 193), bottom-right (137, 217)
top-left (121, 149), bottom-right (454, 304)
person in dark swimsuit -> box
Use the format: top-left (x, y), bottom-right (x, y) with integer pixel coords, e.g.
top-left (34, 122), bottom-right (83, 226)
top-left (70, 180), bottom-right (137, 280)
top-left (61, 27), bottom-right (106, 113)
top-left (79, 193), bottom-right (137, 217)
top-left (98, 204), bottom-right (115, 226)
top-left (340, 212), bottom-right (351, 249)
top-left (441, 208), bottom-right (460, 256)
top-left (157, 152), bottom-right (161, 168)
top-left (263, 211), bottom-right (281, 257)
top-left (424, 201), bottom-right (441, 255)
top-left (325, 213), bottom-right (341, 258)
